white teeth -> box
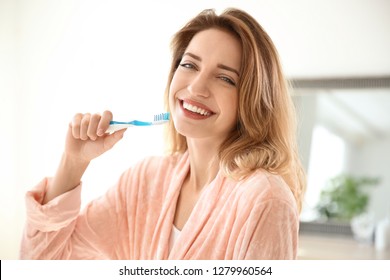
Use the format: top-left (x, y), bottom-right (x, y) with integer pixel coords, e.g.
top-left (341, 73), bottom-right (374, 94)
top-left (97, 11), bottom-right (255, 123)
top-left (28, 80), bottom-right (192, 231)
top-left (183, 101), bottom-right (211, 116)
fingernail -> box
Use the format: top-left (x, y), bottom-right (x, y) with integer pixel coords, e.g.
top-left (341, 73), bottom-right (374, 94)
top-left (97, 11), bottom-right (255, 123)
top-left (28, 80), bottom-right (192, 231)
top-left (97, 129), bottom-right (104, 136)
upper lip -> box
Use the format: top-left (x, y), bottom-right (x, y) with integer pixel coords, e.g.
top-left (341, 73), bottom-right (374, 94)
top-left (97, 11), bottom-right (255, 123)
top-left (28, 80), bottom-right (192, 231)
top-left (179, 98), bottom-right (215, 114)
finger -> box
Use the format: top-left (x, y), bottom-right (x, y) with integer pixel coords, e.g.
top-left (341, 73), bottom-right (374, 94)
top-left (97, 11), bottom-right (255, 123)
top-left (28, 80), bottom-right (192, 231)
top-left (71, 113), bottom-right (83, 139)
top-left (79, 113), bottom-right (91, 140)
top-left (87, 114), bottom-right (101, 141)
top-left (97, 110), bottom-right (113, 136)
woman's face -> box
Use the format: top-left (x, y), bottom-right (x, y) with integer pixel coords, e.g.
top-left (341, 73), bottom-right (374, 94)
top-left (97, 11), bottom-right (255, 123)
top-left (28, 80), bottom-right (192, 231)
top-left (169, 28), bottom-right (242, 144)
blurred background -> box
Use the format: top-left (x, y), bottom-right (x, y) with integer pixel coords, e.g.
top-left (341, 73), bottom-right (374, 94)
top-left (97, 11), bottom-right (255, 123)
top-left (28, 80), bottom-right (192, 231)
top-left (1, 0), bottom-right (389, 259)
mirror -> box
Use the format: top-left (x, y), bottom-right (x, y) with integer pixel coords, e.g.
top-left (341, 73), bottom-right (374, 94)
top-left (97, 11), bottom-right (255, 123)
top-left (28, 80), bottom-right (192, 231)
top-left (291, 77), bottom-right (390, 224)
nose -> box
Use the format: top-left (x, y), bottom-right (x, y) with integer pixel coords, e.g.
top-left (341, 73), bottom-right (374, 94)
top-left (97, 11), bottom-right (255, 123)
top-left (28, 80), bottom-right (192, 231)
top-left (187, 72), bottom-right (210, 98)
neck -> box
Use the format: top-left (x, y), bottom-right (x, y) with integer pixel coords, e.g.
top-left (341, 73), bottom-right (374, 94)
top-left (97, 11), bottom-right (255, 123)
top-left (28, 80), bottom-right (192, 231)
top-left (186, 138), bottom-right (221, 191)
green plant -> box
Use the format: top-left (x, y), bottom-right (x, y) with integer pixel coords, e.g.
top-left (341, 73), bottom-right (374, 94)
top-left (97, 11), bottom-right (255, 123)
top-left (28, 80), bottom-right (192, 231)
top-left (316, 174), bottom-right (380, 221)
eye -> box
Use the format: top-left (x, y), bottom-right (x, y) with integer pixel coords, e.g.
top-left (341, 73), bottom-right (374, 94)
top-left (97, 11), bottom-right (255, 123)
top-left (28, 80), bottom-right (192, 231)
top-left (219, 76), bottom-right (236, 86)
top-left (179, 62), bottom-right (197, 70)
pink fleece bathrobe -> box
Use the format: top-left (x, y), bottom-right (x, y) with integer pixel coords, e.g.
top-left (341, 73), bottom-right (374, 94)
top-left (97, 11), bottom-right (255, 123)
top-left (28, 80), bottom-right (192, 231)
top-left (20, 152), bottom-right (299, 259)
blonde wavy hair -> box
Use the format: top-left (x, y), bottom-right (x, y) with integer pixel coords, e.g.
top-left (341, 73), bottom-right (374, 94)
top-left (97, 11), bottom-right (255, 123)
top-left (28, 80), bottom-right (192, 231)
top-left (163, 8), bottom-right (306, 211)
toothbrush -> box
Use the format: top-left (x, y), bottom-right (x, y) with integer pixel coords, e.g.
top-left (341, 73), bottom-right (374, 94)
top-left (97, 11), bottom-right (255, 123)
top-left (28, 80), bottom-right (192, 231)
top-left (106, 112), bottom-right (170, 134)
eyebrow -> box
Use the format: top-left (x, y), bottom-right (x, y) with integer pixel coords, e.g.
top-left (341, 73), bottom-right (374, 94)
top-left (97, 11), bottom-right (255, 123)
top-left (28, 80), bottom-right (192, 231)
top-left (183, 52), bottom-right (240, 77)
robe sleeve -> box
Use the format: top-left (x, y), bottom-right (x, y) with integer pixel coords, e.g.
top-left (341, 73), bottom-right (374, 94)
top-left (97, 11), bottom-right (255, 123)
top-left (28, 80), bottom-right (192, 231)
top-left (242, 198), bottom-right (299, 260)
top-left (20, 169), bottom-right (131, 260)
top-left (231, 173), bottom-right (299, 260)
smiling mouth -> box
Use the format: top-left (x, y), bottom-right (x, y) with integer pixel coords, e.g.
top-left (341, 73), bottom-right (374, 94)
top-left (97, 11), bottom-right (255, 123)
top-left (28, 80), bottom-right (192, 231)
top-left (181, 100), bottom-right (213, 116)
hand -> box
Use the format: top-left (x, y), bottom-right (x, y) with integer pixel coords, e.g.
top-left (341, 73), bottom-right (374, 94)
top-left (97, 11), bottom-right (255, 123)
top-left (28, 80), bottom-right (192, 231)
top-left (65, 110), bottom-right (126, 163)
top-left (43, 110), bottom-right (126, 204)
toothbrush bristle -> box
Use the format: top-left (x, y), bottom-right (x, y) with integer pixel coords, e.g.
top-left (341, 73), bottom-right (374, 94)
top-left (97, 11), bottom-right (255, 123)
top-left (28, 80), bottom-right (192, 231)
top-left (154, 112), bottom-right (170, 122)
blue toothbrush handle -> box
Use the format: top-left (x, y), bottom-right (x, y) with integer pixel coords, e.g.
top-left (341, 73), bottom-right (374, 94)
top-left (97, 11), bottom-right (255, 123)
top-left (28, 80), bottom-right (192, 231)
top-left (109, 120), bottom-right (152, 126)
top-left (106, 113), bottom-right (169, 133)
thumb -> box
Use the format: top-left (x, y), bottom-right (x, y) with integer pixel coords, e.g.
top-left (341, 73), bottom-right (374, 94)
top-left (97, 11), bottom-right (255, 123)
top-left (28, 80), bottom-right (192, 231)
top-left (103, 129), bottom-right (126, 150)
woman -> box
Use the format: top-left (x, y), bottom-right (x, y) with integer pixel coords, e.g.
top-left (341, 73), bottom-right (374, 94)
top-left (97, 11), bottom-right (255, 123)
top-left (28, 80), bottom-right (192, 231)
top-left (20, 8), bottom-right (305, 260)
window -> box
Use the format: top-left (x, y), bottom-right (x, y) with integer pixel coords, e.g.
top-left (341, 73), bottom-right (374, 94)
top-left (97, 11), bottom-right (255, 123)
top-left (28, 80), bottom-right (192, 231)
top-left (301, 125), bottom-right (346, 221)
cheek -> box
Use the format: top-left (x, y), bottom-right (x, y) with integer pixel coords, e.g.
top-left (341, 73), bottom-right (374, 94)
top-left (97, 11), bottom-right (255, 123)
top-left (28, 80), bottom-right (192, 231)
top-left (168, 76), bottom-right (178, 106)
top-left (168, 90), bottom-right (176, 117)
top-left (224, 94), bottom-right (238, 115)
top-left (168, 73), bottom-right (181, 100)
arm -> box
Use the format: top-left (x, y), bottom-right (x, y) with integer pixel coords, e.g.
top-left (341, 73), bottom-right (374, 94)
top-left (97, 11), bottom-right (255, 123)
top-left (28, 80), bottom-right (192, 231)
top-left (20, 170), bottom-right (131, 259)
top-left (243, 199), bottom-right (299, 260)
top-left (232, 173), bottom-right (299, 260)
top-left (20, 111), bottom-right (127, 259)
top-left (43, 110), bottom-right (125, 204)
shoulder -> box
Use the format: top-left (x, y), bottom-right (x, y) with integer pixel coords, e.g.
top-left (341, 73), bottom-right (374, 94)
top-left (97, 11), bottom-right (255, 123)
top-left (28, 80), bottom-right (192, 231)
top-left (136, 152), bottom-right (187, 174)
top-left (120, 152), bottom-right (188, 183)
top-left (115, 152), bottom-right (188, 199)
top-left (231, 169), bottom-right (298, 214)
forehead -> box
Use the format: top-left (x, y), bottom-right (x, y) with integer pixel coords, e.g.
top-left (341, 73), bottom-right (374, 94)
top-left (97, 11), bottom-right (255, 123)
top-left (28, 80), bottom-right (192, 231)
top-left (185, 28), bottom-right (242, 69)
